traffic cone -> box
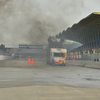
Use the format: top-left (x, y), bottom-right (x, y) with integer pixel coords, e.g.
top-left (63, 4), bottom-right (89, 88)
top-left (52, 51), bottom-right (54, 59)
top-left (31, 59), bottom-right (34, 65)
top-left (28, 58), bottom-right (31, 63)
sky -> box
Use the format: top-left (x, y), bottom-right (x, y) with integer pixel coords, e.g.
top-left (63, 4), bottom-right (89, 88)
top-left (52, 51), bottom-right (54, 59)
top-left (0, 0), bottom-right (100, 45)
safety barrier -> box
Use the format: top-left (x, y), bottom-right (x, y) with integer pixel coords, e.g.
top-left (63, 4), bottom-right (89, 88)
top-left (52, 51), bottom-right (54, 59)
top-left (67, 60), bottom-right (100, 69)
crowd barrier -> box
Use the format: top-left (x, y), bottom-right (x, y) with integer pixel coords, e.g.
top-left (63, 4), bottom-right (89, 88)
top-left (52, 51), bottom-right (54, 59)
top-left (67, 60), bottom-right (100, 69)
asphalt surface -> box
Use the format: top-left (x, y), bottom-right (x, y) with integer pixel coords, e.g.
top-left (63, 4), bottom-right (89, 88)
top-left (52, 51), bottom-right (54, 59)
top-left (0, 59), bottom-right (100, 88)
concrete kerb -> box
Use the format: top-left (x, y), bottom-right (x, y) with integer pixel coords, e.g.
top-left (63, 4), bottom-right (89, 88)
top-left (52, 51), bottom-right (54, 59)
top-left (0, 59), bottom-right (100, 69)
top-left (67, 60), bottom-right (100, 69)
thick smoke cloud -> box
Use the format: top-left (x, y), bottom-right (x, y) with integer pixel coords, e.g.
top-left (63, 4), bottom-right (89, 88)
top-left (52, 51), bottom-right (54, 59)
top-left (0, 0), bottom-right (84, 44)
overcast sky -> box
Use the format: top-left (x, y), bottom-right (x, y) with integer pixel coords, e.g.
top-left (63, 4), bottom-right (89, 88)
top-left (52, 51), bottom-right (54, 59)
top-left (0, 0), bottom-right (100, 44)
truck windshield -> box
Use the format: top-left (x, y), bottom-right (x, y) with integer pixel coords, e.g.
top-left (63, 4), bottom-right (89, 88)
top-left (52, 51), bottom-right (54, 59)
top-left (54, 53), bottom-right (65, 57)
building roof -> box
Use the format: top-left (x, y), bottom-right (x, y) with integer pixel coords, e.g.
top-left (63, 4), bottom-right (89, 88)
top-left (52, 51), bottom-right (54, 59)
top-left (57, 12), bottom-right (100, 44)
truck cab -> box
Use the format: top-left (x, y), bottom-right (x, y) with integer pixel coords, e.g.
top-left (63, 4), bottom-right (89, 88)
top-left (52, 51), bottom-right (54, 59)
top-left (47, 48), bottom-right (67, 65)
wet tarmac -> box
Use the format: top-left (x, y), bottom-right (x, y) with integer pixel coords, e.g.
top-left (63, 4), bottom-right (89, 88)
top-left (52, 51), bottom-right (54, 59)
top-left (0, 59), bottom-right (100, 88)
